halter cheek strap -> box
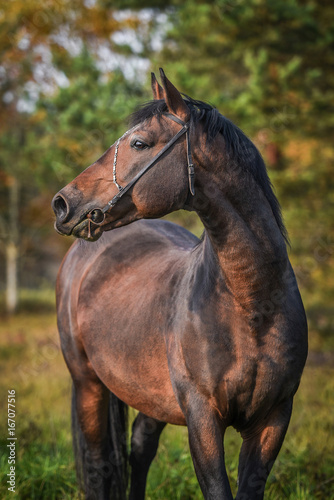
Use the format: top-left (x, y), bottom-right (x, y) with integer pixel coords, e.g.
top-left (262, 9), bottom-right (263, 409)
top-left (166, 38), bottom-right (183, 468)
top-left (86, 113), bottom-right (195, 235)
top-left (169, 114), bottom-right (195, 197)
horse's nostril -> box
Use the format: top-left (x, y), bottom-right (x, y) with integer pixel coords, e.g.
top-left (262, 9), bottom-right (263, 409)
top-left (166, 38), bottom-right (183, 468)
top-left (52, 194), bottom-right (69, 222)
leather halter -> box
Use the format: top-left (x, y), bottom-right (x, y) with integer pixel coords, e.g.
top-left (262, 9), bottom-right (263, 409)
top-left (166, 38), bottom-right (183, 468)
top-left (86, 113), bottom-right (195, 237)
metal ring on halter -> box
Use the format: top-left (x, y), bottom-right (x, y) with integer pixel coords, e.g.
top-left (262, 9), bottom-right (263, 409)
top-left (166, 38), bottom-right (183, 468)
top-left (86, 209), bottom-right (106, 239)
top-left (87, 209), bottom-right (105, 225)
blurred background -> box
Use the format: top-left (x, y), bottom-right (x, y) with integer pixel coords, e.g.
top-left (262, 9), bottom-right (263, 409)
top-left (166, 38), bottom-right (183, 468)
top-left (0, 1), bottom-right (333, 498)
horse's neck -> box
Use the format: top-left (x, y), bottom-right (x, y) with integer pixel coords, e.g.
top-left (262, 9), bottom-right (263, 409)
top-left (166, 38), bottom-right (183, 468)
top-left (193, 148), bottom-right (288, 314)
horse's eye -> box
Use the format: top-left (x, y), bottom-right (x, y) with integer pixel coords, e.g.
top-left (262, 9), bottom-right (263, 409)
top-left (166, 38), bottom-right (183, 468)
top-left (132, 139), bottom-right (148, 150)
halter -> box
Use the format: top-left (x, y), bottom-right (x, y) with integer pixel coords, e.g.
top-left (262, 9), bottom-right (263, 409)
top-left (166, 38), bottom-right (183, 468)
top-left (86, 113), bottom-right (195, 237)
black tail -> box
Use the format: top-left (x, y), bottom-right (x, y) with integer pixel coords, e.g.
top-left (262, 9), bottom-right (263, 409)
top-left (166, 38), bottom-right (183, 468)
top-left (71, 384), bottom-right (129, 499)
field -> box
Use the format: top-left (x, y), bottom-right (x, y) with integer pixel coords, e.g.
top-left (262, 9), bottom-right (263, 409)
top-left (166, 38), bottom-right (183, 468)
top-left (0, 294), bottom-right (333, 499)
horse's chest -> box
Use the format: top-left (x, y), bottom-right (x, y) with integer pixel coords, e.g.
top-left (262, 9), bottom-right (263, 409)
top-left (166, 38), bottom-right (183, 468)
top-left (169, 327), bottom-right (299, 425)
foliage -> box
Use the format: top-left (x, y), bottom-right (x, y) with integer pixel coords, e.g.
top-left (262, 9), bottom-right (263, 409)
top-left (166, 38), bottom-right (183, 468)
top-left (1, 0), bottom-right (333, 335)
top-left (36, 49), bottom-right (147, 187)
top-left (0, 0), bottom-right (135, 178)
top-left (0, 3), bottom-right (333, 498)
top-left (0, 0), bottom-right (146, 310)
top-left (150, 0), bottom-right (334, 348)
top-left (155, 0), bottom-right (334, 136)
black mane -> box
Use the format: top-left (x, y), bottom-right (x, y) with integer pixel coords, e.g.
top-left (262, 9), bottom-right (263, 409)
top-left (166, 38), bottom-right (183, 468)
top-left (130, 97), bottom-right (288, 243)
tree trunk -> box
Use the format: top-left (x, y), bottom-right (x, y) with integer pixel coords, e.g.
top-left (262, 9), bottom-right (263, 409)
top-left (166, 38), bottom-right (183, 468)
top-left (5, 177), bottom-right (20, 314)
top-left (6, 241), bottom-right (18, 314)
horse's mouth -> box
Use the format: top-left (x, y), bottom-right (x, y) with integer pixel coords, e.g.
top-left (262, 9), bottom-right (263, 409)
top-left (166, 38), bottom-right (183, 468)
top-left (54, 217), bottom-right (102, 241)
top-left (72, 218), bottom-right (102, 241)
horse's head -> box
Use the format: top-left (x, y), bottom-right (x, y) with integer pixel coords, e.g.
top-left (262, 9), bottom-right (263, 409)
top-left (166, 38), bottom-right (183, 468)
top-left (52, 69), bottom-right (194, 241)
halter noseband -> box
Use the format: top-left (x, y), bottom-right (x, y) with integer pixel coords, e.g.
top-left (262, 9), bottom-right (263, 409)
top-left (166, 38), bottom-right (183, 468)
top-left (86, 113), bottom-right (195, 237)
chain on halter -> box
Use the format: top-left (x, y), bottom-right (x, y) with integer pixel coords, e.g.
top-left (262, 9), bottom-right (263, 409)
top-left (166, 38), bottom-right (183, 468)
top-left (112, 136), bottom-right (124, 191)
top-left (112, 126), bottom-right (138, 191)
top-left (86, 114), bottom-right (194, 238)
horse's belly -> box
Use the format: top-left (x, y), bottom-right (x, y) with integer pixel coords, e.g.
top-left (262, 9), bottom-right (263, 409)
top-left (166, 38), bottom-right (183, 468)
top-left (78, 308), bottom-right (186, 425)
top-left (88, 345), bottom-right (185, 425)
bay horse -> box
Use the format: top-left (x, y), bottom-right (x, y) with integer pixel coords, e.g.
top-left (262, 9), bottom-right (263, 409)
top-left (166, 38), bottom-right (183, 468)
top-left (52, 69), bottom-right (308, 500)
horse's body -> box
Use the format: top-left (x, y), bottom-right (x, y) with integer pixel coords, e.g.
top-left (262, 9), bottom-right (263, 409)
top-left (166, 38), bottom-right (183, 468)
top-left (58, 220), bottom-right (196, 425)
top-left (53, 70), bottom-right (307, 499)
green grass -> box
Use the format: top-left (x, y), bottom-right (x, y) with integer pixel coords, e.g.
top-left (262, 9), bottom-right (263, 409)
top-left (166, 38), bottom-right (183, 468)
top-left (0, 308), bottom-right (333, 499)
top-left (0, 288), bottom-right (57, 315)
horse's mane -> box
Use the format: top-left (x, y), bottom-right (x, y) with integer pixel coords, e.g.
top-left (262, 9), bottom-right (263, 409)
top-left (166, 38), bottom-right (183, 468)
top-left (130, 96), bottom-right (288, 243)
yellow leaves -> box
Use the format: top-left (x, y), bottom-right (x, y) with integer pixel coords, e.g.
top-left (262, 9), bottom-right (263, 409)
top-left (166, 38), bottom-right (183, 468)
top-left (285, 138), bottom-right (318, 171)
top-left (29, 108), bottom-right (47, 124)
top-left (0, 171), bottom-right (16, 188)
top-left (57, 137), bottom-right (81, 152)
top-left (77, 7), bottom-right (119, 39)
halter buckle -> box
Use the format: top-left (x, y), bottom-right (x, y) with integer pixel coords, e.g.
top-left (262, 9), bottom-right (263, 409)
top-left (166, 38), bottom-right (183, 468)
top-left (188, 164), bottom-right (195, 196)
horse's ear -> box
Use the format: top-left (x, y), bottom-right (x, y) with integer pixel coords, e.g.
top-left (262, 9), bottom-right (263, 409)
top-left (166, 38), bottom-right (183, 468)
top-left (159, 68), bottom-right (190, 122)
top-left (151, 72), bottom-right (164, 100)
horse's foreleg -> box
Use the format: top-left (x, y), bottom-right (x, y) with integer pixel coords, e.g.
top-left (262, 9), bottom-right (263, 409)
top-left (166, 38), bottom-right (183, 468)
top-left (129, 412), bottom-right (166, 500)
top-left (72, 379), bottom-right (111, 500)
top-left (235, 399), bottom-right (293, 500)
top-left (185, 398), bottom-right (233, 500)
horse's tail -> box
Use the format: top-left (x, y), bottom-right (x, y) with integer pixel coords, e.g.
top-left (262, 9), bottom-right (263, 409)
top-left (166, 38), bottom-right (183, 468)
top-left (71, 384), bottom-right (129, 499)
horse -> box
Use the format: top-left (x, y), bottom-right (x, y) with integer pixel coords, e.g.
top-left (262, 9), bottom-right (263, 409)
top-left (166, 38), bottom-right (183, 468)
top-left (52, 69), bottom-right (308, 500)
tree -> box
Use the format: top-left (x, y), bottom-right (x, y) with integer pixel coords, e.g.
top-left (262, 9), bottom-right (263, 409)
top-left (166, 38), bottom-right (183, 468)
top-left (0, 0), bottom-right (145, 312)
top-left (153, 0), bottom-right (334, 342)
top-left (37, 49), bottom-right (147, 186)
top-left (153, 1), bottom-right (333, 134)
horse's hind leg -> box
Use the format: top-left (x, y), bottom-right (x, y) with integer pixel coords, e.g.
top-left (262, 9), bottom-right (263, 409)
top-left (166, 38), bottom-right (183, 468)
top-left (129, 412), bottom-right (166, 500)
top-left (235, 399), bottom-right (293, 500)
top-left (72, 377), bottom-right (128, 500)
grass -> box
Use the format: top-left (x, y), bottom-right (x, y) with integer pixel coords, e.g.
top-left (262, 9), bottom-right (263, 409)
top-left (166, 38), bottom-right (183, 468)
top-left (0, 303), bottom-right (333, 499)
top-left (0, 288), bottom-right (57, 315)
